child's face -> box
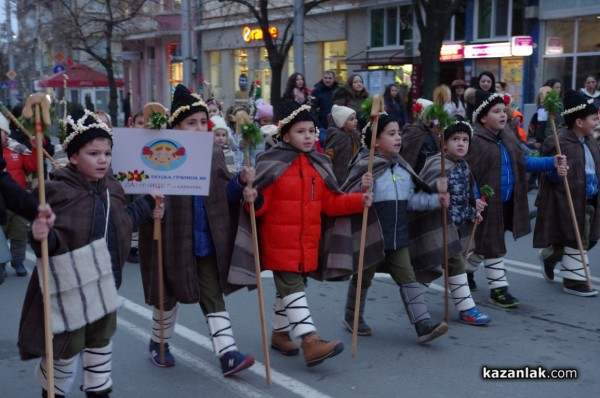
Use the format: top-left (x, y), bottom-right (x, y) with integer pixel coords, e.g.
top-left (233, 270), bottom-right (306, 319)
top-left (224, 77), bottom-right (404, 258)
top-left (132, 116), bottom-right (145, 128)
top-left (343, 113), bottom-right (357, 133)
top-left (375, 121), bottom-right (402, 157)
top-left (574, 113), bottom-right (599, 136)
top-left (445, 132), bottom-right (470, 160)
top-left (69, 138), bottom-right (112, 181)
top-left (214, 129), bottom-right (228, 146)
top-left (208, 104), bottom-right (220, 118)
top-left (480, 103), bottom-right (507, 133)
top-left (282, 121), bottom-right (316, 152)
top-left (175, 111), bottom-right (209, 131)
top-left (258, 116), bottom-right (272, 126)
top-left (1, 130), bottom-right (8, 147)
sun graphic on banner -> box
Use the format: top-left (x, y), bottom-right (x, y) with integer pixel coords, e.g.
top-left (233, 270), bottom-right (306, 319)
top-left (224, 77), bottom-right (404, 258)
top-left (141, 139), bottom-right (187, 171)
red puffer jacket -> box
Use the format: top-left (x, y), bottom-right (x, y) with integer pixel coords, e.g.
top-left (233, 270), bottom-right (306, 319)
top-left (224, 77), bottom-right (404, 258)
top-left (2, 147), bottom-right (37, 189)
top-left (255, 154), bottom-right (364, 273)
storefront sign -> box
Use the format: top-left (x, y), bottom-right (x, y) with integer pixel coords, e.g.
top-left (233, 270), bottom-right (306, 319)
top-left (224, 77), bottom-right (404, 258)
top-left (242, 26), bottom-right (278, 43)
top-left (440, 43), bottom-right (464, 62)
top-left (511, 36), bottom-right (533, 56)
top-left (545, 37), bottom-right (564, 55)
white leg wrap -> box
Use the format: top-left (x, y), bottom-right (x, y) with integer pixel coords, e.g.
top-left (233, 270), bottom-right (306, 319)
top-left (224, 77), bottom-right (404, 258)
top-left (466, 252), bottom-right (483, 272)
top-left (399, 283), bottom-right (431, 324)
top-left (35, 355), bottom-right (79, 396)
top-left (282, 292), bottom-right (316, 339)
top-left (206, 311), bottom-right (238, 357)
top-left (484, 257), bottom-right (509, 288)
top-left (560, 247), bottom-right (589, 281)
top-left (449, 274), bottom-right (476, 312)
top-left (151, 304), bottom-right (178, 343)
top-left (271, 293), bottom-right (291, 333)
top-left (82, 342), bottom-right (113, 393)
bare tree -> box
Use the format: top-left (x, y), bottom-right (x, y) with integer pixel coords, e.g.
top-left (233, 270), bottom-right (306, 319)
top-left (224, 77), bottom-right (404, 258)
top-left (51, 0), bottom-right (155, 125)
top-left (413, 0), bottom-right (465, 99)
top-left (217, 0), bottom-right (331, 113)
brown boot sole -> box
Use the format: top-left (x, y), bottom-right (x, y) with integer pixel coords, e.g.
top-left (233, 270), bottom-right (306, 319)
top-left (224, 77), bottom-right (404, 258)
top-left (418, 322), bottom-right (449, 344)
top-left (305, 342), bottom-right (344, 367)
top-left (271, 343), bottom-right (300, 356)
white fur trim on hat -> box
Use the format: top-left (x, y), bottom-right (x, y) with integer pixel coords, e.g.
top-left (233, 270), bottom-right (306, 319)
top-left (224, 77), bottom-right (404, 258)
top-left (331, 105), bottom-right (355, 128)
top-left (260, 124), bottom-right (278, 147)
top-left (416, 98), bottom-right (433, 109)
top-left (210, 115), bottom-right (228, 132)
top-left (0, 113), bottom-right (9, 134)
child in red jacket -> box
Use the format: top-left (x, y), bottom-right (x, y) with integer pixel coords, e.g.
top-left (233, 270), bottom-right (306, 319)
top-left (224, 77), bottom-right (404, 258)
top-left (242, 100), bottom-right (373, 367)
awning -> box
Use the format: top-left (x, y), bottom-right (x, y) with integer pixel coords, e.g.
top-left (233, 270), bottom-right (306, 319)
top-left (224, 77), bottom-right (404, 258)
top-left (38, 63), bottom-right (125, 88)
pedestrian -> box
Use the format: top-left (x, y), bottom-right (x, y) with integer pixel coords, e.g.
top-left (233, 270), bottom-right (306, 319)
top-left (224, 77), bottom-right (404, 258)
top-left (341, 112), bottom-right (449, 342)
top-left (253, 99), bottom-right (273, 127)
top-left (334, 74), bottom-right (369, 128)
top-left (418, 118), bottom-right (491, 325)
top-left (383, 83), bottom-right (407, 128)
top-left (465, 71), bottom-right (496, 121)
top-left (464, 90), bottom-right (566, 308)
top-left (281, 72), bottom-right (311, 105)
top-left (324, 104), bottom-right (361, 185)
top-left (122, 91), bottom-right (131, 126)
top-left (312, 69), bottom-right (340, 139)
top-left (578, 74), bottom-right (600, 109)
top-left (446, 79), bottom-right (468, 118)
top-left (534, 89), bottom-right (599, 297)
top-left (138, 84), bottom-right (256, 376)
top-left (18, 108), bottom-right (162, 398)
top-left (0, 114), bottom-right (38, 278)
top-left (211, 115), bottom-right (238, 174)
top-left (129, 110), bottom-right (145, 128)
top-left (206, 98), bottom-right (223, 118)
top-left (239, 100), bottom-right (374, 366)
top-left (400, 98), bottom-right (438, 174)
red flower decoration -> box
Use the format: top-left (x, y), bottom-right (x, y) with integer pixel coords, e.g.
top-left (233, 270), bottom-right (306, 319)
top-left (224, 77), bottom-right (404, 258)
top-left (207, 119), bottom-right (214, 131)
top-left (198, 77), bottom-right (205, 83)
top-left (412, 102), bottom-right (423, 114)
top-left (503, 94), bottom-right (511, 105)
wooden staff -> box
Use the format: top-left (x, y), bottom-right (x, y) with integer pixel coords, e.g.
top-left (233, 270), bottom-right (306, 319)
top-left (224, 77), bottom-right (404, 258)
top-left (548, 115), bottom-right (593, 291)
top-left (152, 197), bottom-right (166, 365)
top-left (238, 114), bottom-right (271, 384)
top-left (24, 93), bottom-right (55, 398)
top-left (352, 94), bottom-right (383, 357)
top-left (437, 125), bottom-right (450, 324)
top-left (0, 103), bottom-right (59, 168)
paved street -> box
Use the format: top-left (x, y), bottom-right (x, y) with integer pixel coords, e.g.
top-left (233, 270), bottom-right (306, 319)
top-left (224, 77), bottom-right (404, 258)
top-left (1, 206), bottom-right (599, 397)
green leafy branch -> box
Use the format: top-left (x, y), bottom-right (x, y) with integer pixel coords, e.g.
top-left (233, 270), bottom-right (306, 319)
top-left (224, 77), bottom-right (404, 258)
top-left (147, 111), bottom-right (168, 130)
top-left (423, 104), bottom-right (455, 129)
top-left (541, 90), bottom-right (563, 116)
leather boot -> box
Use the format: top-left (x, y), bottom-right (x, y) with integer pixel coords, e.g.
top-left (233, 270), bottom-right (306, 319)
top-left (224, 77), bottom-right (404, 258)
top-left (271, 331), bottom-right (299, 356)
top-left (271, 294), bottom-right (299, 355)
top-left (301, 332), bottom-right (344, 367)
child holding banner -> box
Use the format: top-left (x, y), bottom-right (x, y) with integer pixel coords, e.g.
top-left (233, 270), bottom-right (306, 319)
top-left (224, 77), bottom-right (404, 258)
top-left (138, 84), bottom-right (256, 377)
top-left (18, 108), bottom-right (162, 398)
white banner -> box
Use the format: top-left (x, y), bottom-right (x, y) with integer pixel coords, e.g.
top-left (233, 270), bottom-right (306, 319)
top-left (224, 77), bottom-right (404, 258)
top-left (111, 128), bottom-right (214, 196)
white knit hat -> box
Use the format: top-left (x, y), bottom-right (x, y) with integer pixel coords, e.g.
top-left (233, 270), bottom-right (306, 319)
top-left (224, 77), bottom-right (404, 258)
top-left (0, 113), bottom-right (9, 134)
top-left (210, 115), bottom-right (228, 132)
top-left (331, 105), bottom-right (355, 128)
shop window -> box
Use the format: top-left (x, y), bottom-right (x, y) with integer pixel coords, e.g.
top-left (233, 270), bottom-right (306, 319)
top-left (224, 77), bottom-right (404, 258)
top-left (209, 51), bottom-right (222, 100)
top-left (370, 5), bottom-right (413, 48)
top-left (167, 42), bottom-right (183, 85)
top-left (545, 19), bottom-right (574, 54)
top-left (475, 0), bottom-right (516, 40)
top-left (575, 55), bottom-right (600, 89)
top-left (577, 16), bottom-right (600, 53)
top-left (444, 12), bottom-right (466, 42)
top-left (544, 57), bottom-right (573, 92)
top-left (234, 49), bottom-right (249, 100)
top-left (323, 41), bottom-right (347, 83)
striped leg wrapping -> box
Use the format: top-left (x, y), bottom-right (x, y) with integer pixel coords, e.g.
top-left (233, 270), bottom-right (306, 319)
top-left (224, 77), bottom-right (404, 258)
top-left (82, 342), bottom-right (112, 393)
top-left (466, 252), bottom-right (484, 272)
top-left (484, 258), bottom-right (508, 288)
top-left (35, 355), bottom-right (79, 396)
top-left (449, 274), bottom-right (475, 312)
top-left (282, 292), bottom-right (316, 339)
top-left (151, 304), bottom-right (178, 343)
top-left (272, 293), bottom-right (291, 333)
top-left (560, 247), bottom-right (589, 281)
top-left (207, 311), bottom-right (238, 357)
top-left (400, 283), bottom-right (431, 324)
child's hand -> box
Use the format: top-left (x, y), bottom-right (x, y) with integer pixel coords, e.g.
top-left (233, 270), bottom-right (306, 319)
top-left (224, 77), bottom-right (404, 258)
top-left (475, 198), bottom-right (487, 213)
top-left (361, 172), bottom-right (373, 192)
top-left (472, 212), bottom-right (483, 224)
top-left (362, 191), bottom-right (373, 207)
top-left (436, 177), bottom-right (448, 193)
top-left (152, 201), bottom-right (165, 219)
top-left (555, 155), bottom-right (569, 177)
top-left (243, 186), bottom-right (258, 203)
top-left (32, 204), bottom-right (55, 241)
top-left (438, 192), bottom-right (450, 208)
top-left (239, 166), bottom-right (256, 185)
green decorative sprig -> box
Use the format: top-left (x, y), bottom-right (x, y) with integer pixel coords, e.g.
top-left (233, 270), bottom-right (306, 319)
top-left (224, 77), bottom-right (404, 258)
top-left (240, 122), bottom-right (262, 148)
top-left (359, 96), bottom-right (375, 121)
top-left (422, 104), bottom-right (455, 129)
top-left (147, 111), bottom-right (168, 130)
top-left (479, 184), bottom-right (495, 202)
top-left (541, 90), bottom-right (563, 116)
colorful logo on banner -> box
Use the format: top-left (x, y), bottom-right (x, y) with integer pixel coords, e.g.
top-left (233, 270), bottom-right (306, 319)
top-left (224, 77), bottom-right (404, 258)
top-left (141, 139), bottom-right (187, 171)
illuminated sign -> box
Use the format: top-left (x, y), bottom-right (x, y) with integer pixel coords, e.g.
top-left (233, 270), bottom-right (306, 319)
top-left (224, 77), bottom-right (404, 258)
top-left (546, 37), bottom-right (564, 55)
top-left (440, 43), bottom-right (465, 62)
top-left (242, 26), bottom-right (278, 43)
top-left (463, 36), bottom-right (533, 59)
top-left (511, 36), bottom-right (533, 56)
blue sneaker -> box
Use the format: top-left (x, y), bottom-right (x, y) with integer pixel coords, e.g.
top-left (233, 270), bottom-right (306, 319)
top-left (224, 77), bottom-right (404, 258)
top-left (149, 340), bottom-right (175, 367)
top-left (459, 306), bottom-right (492, 325)
top-left (11, 261), bottom-right (27, 277)
top-left (220, 350), bottom-right (255, 377)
